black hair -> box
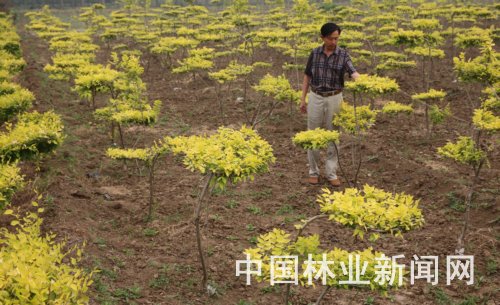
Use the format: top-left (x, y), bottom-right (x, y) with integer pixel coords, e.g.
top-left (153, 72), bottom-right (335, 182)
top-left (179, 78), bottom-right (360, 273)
top-left (320, 22), bottom-right (341, 37)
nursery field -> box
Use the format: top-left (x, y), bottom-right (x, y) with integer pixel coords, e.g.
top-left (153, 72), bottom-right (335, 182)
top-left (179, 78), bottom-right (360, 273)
top-left (1, 1), bottom-right (499, 305)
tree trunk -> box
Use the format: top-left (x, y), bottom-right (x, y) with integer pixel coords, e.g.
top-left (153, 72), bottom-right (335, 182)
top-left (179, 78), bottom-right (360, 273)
top-left (147, 158), bottom-right (157, 222)
top-left (195, 173), bottom-right (214, 290)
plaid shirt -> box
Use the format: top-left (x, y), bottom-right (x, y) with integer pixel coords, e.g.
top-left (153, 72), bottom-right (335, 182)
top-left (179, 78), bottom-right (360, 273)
top-left (304, 45), bottom-right (356, 92)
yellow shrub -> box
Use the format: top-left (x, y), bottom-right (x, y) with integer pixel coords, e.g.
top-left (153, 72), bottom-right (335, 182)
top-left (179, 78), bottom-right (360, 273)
top-left (292, 128), bottom-right (340, 150)
top-left (382, 101), bottom-right (413, 115)
top-left (0, 163), bottom-right (24, 209)
top-left (333, 103), bottom-right (379, 134)
top-left (0, 209), bottom-right (94, 304)
top-left (318, 185), bottom-right (424, 238)
top-left (0, 111), bottom-right (64, 162)
top-left (244, 228), bottom-right (403, 290)
top-left (166, 126), bottom-right (275, 189)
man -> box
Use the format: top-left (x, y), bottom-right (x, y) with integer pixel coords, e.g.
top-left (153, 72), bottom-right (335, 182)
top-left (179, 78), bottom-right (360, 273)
top-left (300, 22), bottom-right (360, 187)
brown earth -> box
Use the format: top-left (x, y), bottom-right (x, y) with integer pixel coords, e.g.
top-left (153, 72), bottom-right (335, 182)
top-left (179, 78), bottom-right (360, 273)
top-left (6, 13), bottom-right (499, 305)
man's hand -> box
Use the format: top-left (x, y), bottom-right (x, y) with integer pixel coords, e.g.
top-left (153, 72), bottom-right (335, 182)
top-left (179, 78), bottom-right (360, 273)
top-left (300, 100), bottom-right (307, 114)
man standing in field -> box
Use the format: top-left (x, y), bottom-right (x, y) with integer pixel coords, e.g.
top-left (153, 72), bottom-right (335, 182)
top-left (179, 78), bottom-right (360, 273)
top-left (300, 22), bottom-right (360, 187)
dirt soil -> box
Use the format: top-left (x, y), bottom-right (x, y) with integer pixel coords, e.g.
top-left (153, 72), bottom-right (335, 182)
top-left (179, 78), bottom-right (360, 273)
top-left (8, 13), bottom-right (499, 305)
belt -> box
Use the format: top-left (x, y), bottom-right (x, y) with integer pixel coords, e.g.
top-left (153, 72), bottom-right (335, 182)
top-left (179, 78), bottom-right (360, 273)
top-left (311, 88), bottom-right (342, 97)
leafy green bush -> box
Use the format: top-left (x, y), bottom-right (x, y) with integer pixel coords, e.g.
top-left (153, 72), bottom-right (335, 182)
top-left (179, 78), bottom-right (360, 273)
top-left (429, 104), bottom-right (451, 125)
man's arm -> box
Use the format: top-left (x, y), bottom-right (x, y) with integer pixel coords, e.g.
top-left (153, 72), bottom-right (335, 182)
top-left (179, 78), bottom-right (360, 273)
top-left (301, 51), bottom-right (314, 113)
top-left (345, 51), bottom-right (360, 81)
top-left (300, 74), bottom-right (310, 113)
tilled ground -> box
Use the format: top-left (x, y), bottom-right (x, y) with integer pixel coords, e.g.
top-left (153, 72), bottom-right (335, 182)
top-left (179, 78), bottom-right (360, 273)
top-left (9, 12), bottom-right (499, 305)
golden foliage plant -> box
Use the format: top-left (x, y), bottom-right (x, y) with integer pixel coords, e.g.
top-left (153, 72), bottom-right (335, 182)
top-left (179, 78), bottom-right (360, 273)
top-left (437, 136), bottom-right (486, 167)
top-left (166, 126), bottom-right (275, 189)
top-left (292, 128), bottom-right (340, 150)
top-left (0, 111), bottom-right (64, 162)
top-left (333, 103), bottom-right (379, 134)
top-left (317, 185), bottom-right (424, 239)
top-left (0, 163), bottom-right (23, 210)
top-left (382, 101), bottom-right (413, 115)
top-left (0, 206), bottom-right (94, 304)
top-left (345, 74), bottom-right (399, 95)
top-left (244, 228), bottom-right (403, 291)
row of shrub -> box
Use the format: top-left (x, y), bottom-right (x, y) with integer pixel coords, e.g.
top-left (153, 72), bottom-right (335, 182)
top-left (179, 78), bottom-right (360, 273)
top-left (0, 12), bottom-right (93, 305)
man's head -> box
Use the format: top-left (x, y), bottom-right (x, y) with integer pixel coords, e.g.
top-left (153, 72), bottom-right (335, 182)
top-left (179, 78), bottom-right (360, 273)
top-left (320, 22), bottom-right (341, 49)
